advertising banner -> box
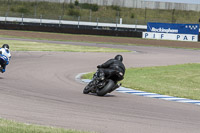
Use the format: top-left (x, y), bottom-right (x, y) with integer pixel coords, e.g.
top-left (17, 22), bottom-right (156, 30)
top-left (143, 32), bottom-right (198, 42)
top-left (147, 22), bottom-right (199, 35)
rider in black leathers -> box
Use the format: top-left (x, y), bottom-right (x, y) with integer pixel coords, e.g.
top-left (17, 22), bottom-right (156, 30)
top-left (97, 55), bottom-right (125, 83)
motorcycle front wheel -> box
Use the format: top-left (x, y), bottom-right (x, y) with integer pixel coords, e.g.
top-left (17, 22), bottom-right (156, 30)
top-left (83, 81), bottom-right (94, 94)
top-left (96, 79), bottom-right (115, 96)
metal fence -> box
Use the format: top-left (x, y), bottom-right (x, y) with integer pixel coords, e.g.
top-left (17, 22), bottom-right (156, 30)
top-left (0, 1), bottom-right (145, 25)
top-left (0, 0), bottom-right (199, 27)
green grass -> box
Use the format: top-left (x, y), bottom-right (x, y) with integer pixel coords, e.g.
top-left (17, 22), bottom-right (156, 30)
top-left (0, 40), bottom-right (130, 52)
top-left (0, 31), bottom-right (140, 42)
top-left (83, 63), bottom-right (200, 100)
top-left (0, 118), bottom-right (91, 133)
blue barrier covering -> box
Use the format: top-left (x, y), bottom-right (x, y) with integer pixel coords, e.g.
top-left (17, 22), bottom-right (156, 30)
top-left (147, 22), bottom-right (199, 35)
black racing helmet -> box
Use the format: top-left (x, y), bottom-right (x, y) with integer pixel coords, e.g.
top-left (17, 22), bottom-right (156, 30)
top-left (114, 54), bottom-right (123, 62)
top-left (2, 44), bottom-right (9, 50)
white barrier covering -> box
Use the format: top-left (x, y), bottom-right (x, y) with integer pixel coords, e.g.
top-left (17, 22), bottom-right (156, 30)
top-left (143, 32), bottom-right (198, 42)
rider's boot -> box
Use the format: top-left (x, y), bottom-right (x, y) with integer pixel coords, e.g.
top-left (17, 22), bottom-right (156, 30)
top-left (0, 69), bottom-right (5, 73)
top-left (0, 67), bottom-right (4, 73)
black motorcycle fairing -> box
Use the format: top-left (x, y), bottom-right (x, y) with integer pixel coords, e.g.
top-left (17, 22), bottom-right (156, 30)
top-left (83, 69), bottom-right (118, 96)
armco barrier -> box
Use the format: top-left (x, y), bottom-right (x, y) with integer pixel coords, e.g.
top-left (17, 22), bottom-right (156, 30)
top-left (0, 22), bottom-right (143, 38)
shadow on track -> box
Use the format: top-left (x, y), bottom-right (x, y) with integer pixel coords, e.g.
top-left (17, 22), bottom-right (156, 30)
top-left (84, 93), bottom-right (117, 97)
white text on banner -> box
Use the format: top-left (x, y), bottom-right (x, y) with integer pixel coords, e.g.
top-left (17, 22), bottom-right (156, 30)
top-left (142, 32), bottom-right (198, 42)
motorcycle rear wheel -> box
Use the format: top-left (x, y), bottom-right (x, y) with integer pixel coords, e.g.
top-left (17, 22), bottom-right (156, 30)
top-left (97, 79), bottom-right (115, 96)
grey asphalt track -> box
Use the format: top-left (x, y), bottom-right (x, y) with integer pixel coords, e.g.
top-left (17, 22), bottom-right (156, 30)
top-left (0, 38), bottom-right (200, 133)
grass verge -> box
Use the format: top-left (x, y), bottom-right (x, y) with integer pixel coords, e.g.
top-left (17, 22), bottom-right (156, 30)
top-left (0, 40), bottom-right (130, 52)
top-left (0, 118), bottom-right (91, 133)
top-left (0, 31), bottom-right (140, 42)
top-left (82, 63), bottom-right (200, 100)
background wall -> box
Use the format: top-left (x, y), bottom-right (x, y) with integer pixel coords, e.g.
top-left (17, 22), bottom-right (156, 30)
top-left (12, 0), bottom-right (200, 11)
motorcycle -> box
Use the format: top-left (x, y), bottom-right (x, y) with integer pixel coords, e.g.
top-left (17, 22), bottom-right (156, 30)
top-left (83, 69), bottom-right (121, 96)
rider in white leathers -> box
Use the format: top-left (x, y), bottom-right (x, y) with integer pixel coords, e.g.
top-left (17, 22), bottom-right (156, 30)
top-left (0, 44), bottom-right (11, 73)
